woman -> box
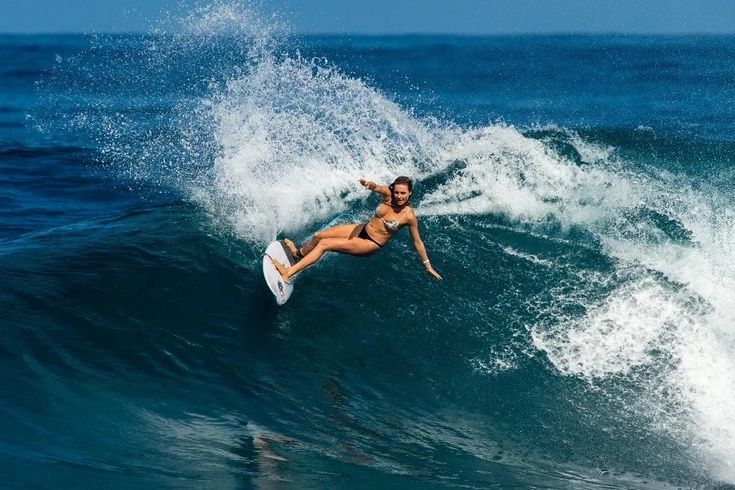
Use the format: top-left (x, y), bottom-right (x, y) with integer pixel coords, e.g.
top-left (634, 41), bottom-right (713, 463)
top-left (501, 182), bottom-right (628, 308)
top-left (269, 176), bottom-right (442, 282)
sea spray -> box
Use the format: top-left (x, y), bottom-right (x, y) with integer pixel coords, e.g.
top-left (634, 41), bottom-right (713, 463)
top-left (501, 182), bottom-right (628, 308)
top-left (194, 53), bottom-right (449, 242)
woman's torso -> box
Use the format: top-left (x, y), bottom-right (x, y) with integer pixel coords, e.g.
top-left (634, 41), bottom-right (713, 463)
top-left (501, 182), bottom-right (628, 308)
top-left (364, 202), bottom-right (410, 245)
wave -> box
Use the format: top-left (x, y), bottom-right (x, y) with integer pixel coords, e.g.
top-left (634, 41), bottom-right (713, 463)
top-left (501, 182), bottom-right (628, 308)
top-left (195, 46), bottom-right (735, 483)
top-left (30, 3), bottom-right (735, 486)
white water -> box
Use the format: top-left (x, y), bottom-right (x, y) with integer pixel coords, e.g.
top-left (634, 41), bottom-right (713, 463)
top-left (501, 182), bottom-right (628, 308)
top-left (193, 53), bottom-right (449, 242)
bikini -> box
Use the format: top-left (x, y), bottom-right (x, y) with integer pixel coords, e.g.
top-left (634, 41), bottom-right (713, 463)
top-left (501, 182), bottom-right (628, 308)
top-left (357, 203), bottom-right (406, 247)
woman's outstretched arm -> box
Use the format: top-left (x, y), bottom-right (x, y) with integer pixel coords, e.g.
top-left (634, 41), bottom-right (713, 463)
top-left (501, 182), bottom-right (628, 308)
top-left (359, 179), bottom-right (391, 201)
top-left (407, 213), bottom-right (442, 281)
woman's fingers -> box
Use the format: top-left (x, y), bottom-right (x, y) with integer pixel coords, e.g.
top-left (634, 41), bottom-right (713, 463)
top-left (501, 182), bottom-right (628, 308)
top-left (426, 268), bottom-right (442, 281)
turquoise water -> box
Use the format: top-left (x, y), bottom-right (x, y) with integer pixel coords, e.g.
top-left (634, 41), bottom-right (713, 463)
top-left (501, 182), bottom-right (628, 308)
top-left (2, 7), bottom-right (735, 489)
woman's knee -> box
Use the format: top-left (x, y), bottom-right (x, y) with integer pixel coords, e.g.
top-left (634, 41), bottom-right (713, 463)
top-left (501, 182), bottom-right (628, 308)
top-left (316, 238), bottom-right (344, 252)
top-left (315, 238), bottom-right (331, 250)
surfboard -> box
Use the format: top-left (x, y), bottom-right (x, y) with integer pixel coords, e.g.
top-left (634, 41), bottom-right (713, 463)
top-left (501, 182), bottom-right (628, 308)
top-left (262, 215), bottom-right (356, 305)
top-left (263, 240), bottom-right (297, 305)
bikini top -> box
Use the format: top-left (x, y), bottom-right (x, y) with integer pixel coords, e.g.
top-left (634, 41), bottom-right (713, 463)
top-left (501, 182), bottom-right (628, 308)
top-left (375, 203), bottom-right (407, 232)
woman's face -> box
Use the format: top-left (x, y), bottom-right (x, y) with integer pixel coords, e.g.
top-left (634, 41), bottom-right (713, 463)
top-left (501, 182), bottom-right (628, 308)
top-left (392, 184), bottom-right (411, 205)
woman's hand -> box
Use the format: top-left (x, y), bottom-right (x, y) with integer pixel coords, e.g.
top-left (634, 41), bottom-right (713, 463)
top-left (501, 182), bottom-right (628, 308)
top-left (359, 179), bottom-right (371, 189)
top-left (425, 264), bottom-right (443, 281)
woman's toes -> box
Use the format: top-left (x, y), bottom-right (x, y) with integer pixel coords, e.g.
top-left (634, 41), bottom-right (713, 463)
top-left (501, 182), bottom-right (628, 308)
top-left (283, 239), bottom-right (301, 260)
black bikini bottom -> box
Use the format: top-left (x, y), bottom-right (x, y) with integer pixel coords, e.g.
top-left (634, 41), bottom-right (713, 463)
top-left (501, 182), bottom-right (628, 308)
top-left (357, 225), bottom-right (383, 247)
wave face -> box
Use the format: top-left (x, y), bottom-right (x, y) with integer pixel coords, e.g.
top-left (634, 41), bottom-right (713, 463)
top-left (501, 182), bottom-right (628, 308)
top-left (3, 6), bottom-right (735, 488)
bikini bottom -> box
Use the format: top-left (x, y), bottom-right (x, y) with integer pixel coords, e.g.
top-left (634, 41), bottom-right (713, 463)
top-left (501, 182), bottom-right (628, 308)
top-left (357, 225), bottom-right (383, 247)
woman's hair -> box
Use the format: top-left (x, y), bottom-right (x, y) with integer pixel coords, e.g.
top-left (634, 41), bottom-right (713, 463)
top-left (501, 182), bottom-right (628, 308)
top-left (389, 176), bottom-right (413, 193)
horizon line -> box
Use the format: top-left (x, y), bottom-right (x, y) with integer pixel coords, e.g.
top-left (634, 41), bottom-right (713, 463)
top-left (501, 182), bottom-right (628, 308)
top-left (2, 30), bottom-right (735, 37)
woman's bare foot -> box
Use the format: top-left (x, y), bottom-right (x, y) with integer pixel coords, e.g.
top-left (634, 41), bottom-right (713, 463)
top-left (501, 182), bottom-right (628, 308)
top-left (268, 255), bottom-right (292, 283)
top-left (283, 239), bottom-right (302, 261)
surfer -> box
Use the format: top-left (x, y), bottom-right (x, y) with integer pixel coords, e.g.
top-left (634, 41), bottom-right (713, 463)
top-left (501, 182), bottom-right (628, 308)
top-left (269, 176), bottom-right (442, 283)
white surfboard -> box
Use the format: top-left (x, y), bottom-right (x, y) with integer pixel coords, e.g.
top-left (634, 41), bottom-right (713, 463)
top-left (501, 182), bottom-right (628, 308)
top-left (263, 241), bottom-right (296, 305)
top-left (262, 215), bottom-right (355, 305)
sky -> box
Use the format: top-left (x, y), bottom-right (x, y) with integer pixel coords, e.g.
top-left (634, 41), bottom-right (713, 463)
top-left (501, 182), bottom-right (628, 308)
top-left (2, 0), bottom-right (735, 34)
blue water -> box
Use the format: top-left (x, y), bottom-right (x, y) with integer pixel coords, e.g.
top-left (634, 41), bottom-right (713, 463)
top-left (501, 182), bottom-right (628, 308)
top-left (2, 8), bottom-right (735, 489)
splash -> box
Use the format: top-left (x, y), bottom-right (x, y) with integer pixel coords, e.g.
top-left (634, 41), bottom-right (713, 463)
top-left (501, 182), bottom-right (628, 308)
top-left (192, 53), bottom-right (448, 242)
top-left (123, 2), bottom-right (451, 243)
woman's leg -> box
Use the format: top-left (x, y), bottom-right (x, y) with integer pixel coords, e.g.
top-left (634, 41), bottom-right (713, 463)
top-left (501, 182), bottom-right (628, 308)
top-left (271, 236), bottom-right (379, 281)
top-left (286, 224), bottom-right (361, 258)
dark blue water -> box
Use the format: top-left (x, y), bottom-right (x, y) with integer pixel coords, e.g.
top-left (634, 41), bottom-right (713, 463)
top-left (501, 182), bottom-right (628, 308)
top-left (2, 10), bottom-right (735, 489)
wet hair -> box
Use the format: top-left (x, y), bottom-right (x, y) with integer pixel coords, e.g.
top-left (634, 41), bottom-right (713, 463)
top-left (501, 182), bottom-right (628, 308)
top-left (389, 176), bottom-right (413, 193)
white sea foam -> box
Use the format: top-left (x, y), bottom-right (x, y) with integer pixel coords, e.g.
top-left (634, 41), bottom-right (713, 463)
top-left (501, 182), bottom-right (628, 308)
top-left (499, 245), bottom-right (554, 268)
top-left (532, 277), bottom-right (680, 378)
top-left (191, 52), bottom-right (449, 242)
top-left (419, 125), bottom-right (640, 228)
top-left (487, 138), bottom-right (735, 480)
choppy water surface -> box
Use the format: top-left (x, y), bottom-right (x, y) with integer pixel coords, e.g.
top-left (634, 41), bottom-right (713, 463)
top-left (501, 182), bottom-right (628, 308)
top-left (2, 5), bottom-right (735, 488)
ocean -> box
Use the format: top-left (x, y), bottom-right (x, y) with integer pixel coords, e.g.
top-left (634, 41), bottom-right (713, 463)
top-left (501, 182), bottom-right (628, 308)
top-left (2, 6), bottom-right (735, 489)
